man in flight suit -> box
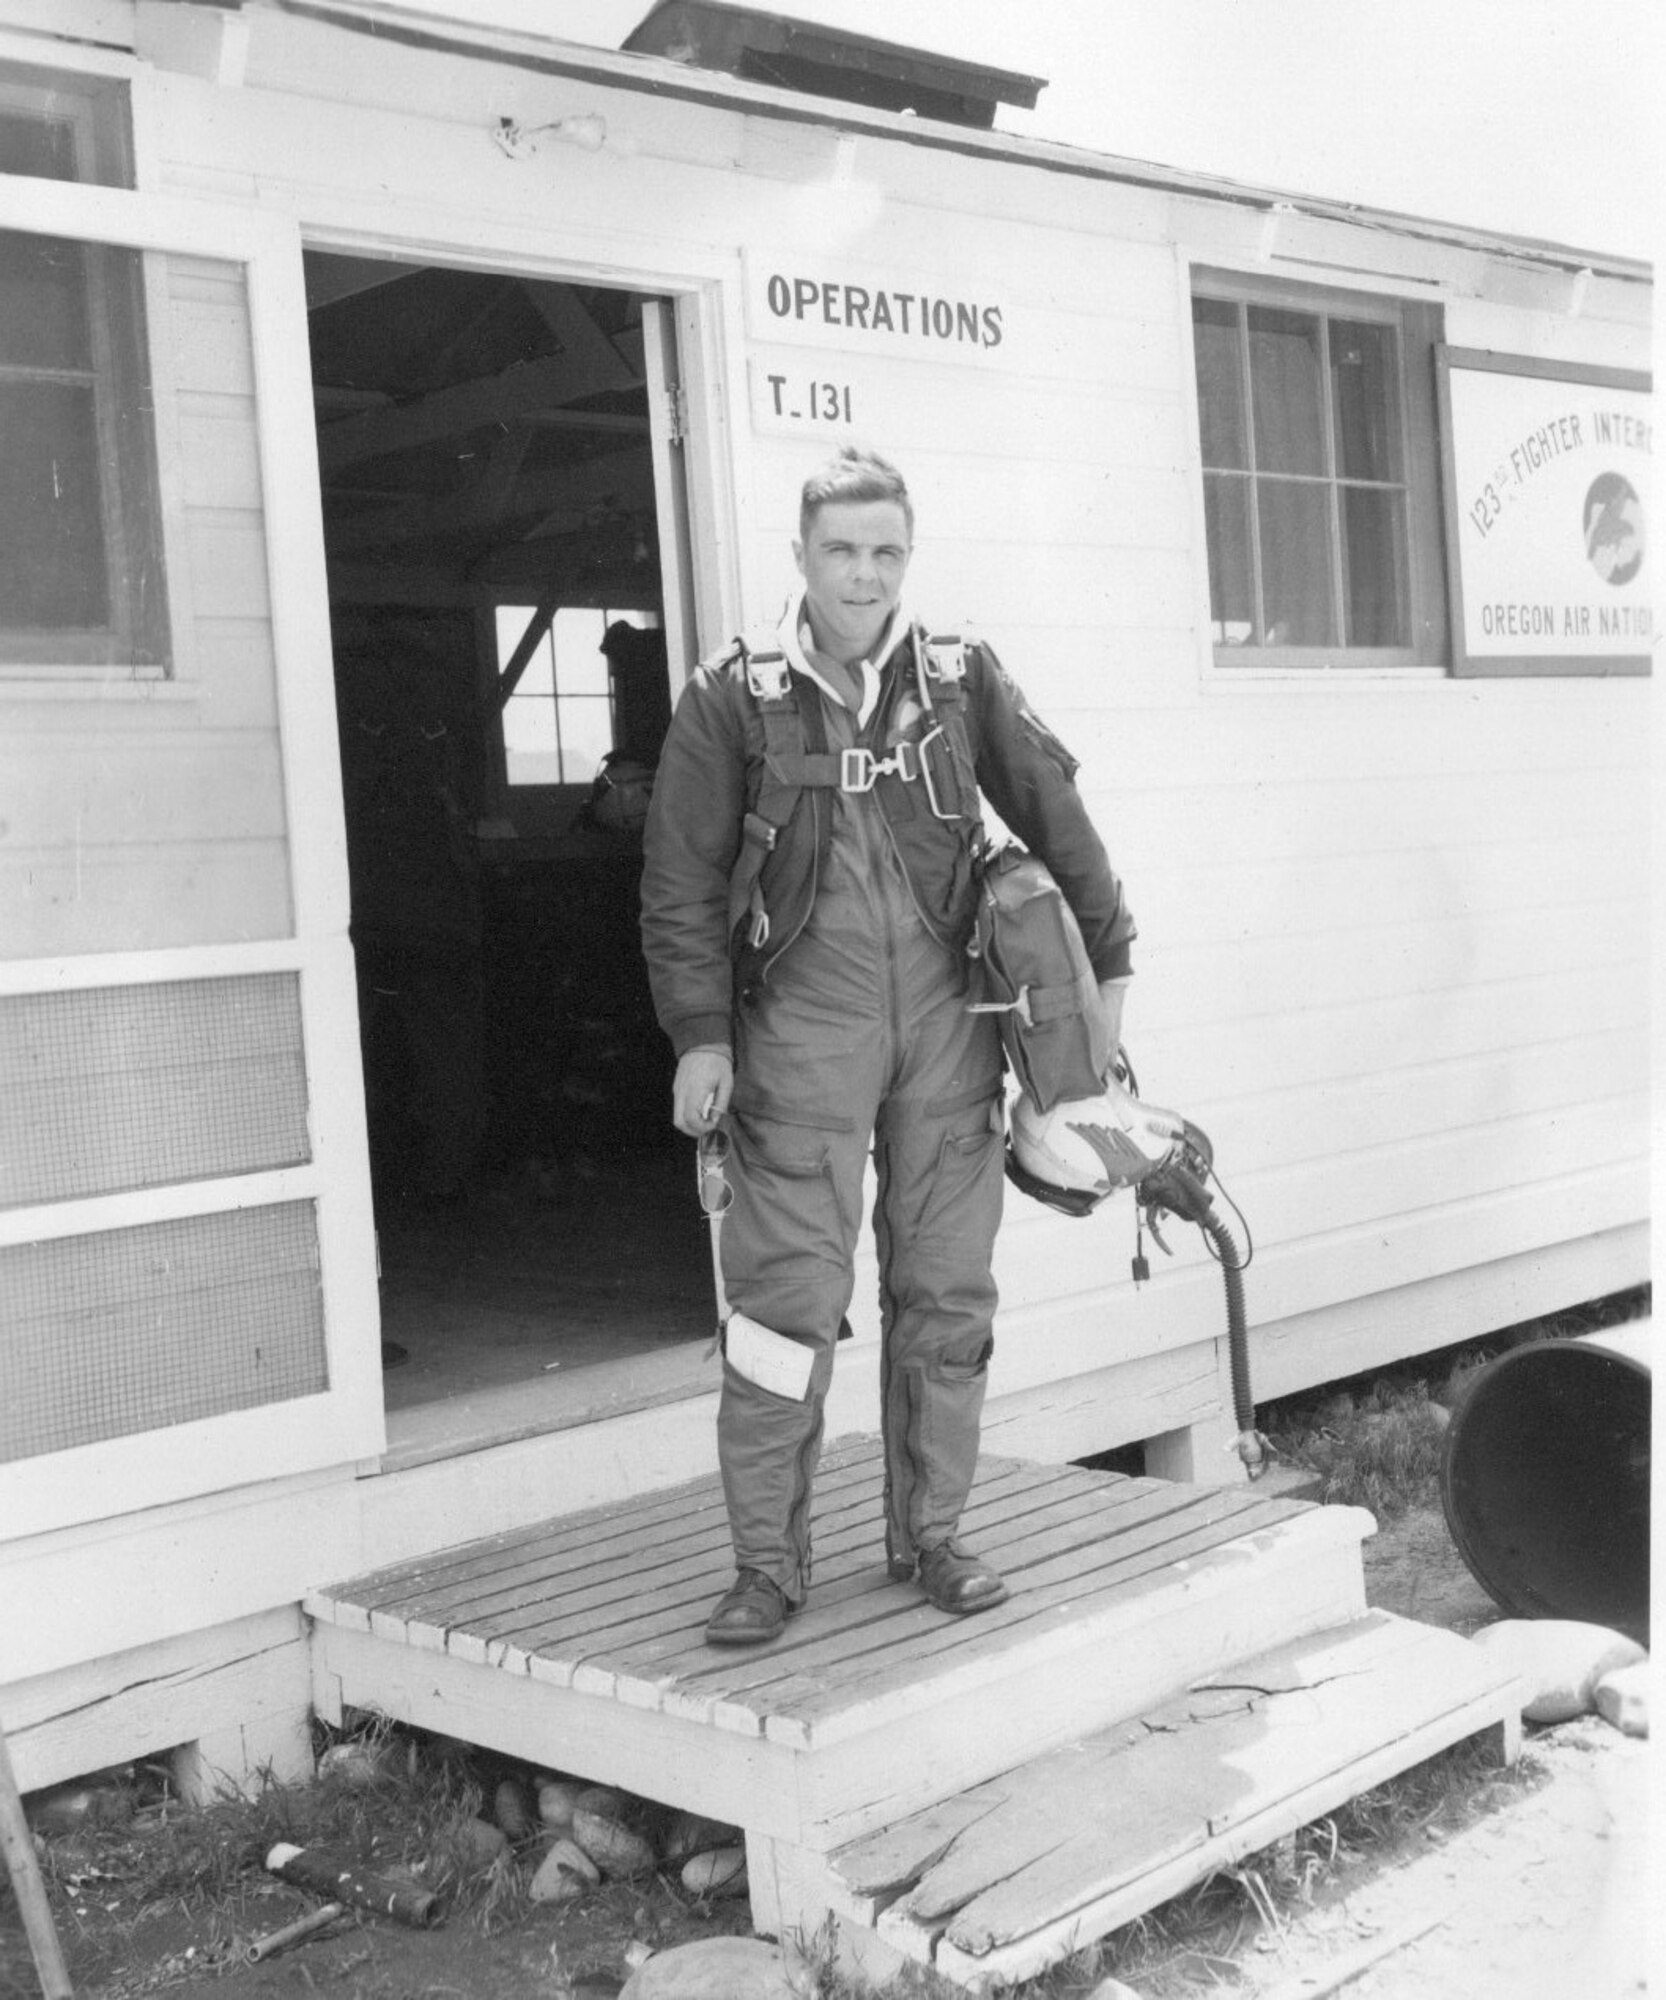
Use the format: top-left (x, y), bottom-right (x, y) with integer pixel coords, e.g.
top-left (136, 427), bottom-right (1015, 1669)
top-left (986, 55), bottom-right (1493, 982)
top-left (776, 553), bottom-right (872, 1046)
top-left (640, 447), bottom-right (1134, 1644)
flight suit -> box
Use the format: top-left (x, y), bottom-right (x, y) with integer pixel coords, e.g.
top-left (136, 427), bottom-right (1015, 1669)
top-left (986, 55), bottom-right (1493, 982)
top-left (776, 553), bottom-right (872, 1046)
top-left (641, 596), bottom-right (1134, 1601)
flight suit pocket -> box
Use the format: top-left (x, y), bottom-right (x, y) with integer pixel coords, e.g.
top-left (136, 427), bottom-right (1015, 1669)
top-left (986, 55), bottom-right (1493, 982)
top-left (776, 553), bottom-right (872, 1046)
top-left (916, 1097), bottom-right (1005, 1244)
top-left (728, 1086), bottom-right (855, 1137)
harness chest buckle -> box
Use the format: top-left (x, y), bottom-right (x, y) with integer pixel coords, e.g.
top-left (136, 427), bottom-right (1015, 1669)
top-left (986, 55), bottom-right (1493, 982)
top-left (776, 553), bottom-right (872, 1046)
top-left (840, 740), bottom-right (919, 793)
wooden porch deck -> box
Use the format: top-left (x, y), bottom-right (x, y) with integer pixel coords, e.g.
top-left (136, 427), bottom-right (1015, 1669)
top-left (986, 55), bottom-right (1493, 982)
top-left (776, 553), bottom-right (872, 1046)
top-left (306, 1438), bottom-right (1521, 1988)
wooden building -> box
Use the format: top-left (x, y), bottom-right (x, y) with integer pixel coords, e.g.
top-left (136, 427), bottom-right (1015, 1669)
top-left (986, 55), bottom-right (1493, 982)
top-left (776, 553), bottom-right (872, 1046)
top-left (1, 0), bottom-right (1650, 1822)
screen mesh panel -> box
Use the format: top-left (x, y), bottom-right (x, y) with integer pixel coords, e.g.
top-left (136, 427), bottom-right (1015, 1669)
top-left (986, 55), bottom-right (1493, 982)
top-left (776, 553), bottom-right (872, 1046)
top-left (1, 1202), bottom-right (327, 1462)
top-left (0, 975), bottom-right (310, 1210)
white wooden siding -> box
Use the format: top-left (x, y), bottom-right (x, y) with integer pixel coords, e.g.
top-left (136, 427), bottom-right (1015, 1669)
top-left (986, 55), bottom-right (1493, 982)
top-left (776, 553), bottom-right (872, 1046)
top-left (739, 212), bottom-right (1647, 1423)
top-left (143, 18), bottom-right (1651, 1429)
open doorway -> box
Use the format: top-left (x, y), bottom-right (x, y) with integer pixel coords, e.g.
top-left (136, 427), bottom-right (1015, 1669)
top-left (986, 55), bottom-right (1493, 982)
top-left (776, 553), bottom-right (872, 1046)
top-left (304, 253), bottom-right (711, 1427)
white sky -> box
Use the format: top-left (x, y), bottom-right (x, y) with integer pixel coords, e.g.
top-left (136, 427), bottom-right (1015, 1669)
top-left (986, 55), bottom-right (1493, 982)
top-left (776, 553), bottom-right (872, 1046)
top-left (394, 0), bottom-right (1657, 262)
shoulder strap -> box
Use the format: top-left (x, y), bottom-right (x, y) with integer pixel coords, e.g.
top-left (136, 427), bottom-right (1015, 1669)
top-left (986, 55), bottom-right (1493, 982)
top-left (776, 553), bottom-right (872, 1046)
top-left (727, 630), bottom-right (839, 948)
top-left (918, 628), bottom-right (969, 704)
top-left (734, 628), bottom-right (842, 795)
top-left (909, 624), bottom-right (976, 819)
top-left (737, 624), bottom-right (790, 700)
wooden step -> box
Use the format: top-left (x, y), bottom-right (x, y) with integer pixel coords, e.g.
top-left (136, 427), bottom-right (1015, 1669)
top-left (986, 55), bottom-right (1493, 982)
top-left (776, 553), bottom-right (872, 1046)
top-left (778, 1611), bottom-right (1522, 1992)
top-left (307, 1440), bottom-right (1372, 1859)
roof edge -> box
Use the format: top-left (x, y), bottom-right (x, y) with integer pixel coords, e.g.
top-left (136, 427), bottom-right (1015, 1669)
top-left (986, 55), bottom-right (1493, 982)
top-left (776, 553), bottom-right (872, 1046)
top-left (262, 0), bottom-right (1651, 284)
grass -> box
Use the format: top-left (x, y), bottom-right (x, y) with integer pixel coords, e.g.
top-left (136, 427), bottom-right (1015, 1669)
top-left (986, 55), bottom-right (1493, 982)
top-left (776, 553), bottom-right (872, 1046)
top-left (1266, 1378), bottom-right (1447, 1520)
top-left (1260, 1282), bottom-right (1649, 1520)
top-left (21, 1722), bottom-right (1534, 2000)
top-left (16, 1722), bottom-right (558, 1999)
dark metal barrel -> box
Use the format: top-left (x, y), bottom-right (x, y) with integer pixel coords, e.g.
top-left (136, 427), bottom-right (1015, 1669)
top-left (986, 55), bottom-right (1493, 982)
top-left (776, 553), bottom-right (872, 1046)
top-left (1439, 1326), bottom-right (1650, 1646)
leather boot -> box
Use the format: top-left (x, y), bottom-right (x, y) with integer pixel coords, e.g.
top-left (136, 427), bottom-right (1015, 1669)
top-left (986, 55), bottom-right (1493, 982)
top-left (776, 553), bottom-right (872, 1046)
top-left (917, 1540), bottom-right (1009, 1615)
top-left (705, 1568), bottom-right (794, 1645)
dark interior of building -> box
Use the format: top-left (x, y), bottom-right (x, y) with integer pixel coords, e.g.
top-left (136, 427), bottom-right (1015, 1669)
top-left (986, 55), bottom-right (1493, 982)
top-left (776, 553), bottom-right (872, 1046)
top-left (305, 252), bottom-right (710, 1418)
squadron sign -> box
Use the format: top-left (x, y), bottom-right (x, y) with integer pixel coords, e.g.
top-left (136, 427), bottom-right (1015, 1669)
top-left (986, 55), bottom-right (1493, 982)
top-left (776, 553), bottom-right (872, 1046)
top-left (1438, 348), bottom-right (1652, 675)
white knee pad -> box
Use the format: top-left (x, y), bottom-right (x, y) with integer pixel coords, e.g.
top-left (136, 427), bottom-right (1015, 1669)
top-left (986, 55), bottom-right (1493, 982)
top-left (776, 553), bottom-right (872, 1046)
top-left (723, 1312), bottom-right (816, 1401)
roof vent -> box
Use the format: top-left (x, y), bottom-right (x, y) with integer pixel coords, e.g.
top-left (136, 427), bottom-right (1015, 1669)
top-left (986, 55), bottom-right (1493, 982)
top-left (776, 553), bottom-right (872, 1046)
top-left (622, 1), bottom-right (1044, 129)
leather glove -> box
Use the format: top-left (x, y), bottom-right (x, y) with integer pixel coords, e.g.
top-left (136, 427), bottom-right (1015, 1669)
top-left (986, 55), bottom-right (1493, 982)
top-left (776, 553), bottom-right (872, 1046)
top-left (1097, 978), bottom-right (1129, 1072)
top-left (673, 1048), bottom-right (733, 1136)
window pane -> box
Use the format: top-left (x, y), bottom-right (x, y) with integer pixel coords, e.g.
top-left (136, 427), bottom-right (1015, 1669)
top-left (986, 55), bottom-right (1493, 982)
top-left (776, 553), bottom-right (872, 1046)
top-left (4, 254), bottom-right (287, 958)
top-left (0, 230), bottom-right (167, 669)
top-left (1340, 486), bottom-right (1409, 646)
top-left (1192, 297), bottom-right (1247, 470)
top-left (0, 65), bottom-right (131, 186)
top-left (1257, 479), bottom-right (1337, 645)
top-left (0, 228), bottom-right (92, 367)
top-left (519, 638), bottom-right (555, 701)
top-left (0, 381), bottom-right (110, 626)
top-left (1331, 319), bottom-right (1401, 482)
top-left (495, 604), bottom-right (553, 692)
top-left (1202, 473), bottom-right (1255, 644)
top-left (1248, 306), bottom-right (1325, 475)
top-left (553, 607), bottom-right (609, 696)
top-left (0, 107), bottom-right (77, 179)
top-left (504, 693), bottom-right (558, 786)
top-left (556, 694), bottom-right (612, 783)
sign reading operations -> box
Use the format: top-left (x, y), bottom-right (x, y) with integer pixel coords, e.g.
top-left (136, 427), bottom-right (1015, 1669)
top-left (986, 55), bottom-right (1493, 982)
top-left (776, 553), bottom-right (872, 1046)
top-left (744, 253), bottom-right (1010, 439)
top-left (761, 271), bottom-right (1004, 350)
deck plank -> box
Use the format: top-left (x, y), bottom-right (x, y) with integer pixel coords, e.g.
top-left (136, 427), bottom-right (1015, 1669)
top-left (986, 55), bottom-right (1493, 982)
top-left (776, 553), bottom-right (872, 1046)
top-left (486, 1462), bottom-right (1080, 1693)
top-left (688, 1494), bottom-right (1347, 1751)
top-left (885, 1614), bottom-right (1521, 1983)
top-left (595, 1471), bottom-right (1170, 1700)
top-left (309, 1436), bottom-right (887, 1620)
top-left (316, 1451), bottom-right (1326, 1744)
top-left (752, 1492), bottom-right (1323, 1734)
top-left (362, 1452), bottom-right (865, 1632)
top-left (557, 1484), bottom-right (1125, 1718)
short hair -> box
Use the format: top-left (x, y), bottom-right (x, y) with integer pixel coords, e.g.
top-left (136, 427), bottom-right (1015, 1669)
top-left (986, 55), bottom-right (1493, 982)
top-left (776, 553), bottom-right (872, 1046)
top-left (799, 446), bottom-right (914, 544)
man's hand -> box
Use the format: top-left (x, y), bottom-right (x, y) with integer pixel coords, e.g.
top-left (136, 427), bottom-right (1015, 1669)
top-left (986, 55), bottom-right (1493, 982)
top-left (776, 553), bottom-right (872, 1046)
top-left (673, 1048), bottom-right (733, 1135)
top-left (1097, 977), bottom-right (1129, 1063)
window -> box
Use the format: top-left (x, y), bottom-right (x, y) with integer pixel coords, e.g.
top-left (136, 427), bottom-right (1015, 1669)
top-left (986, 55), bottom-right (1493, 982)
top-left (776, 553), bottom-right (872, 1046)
top-left (0, 65), bottom-right (169, 672)
top-left (1192, 271), bottom-right (1447, 667)
top-left (494, 604), bottom-right (659, 786)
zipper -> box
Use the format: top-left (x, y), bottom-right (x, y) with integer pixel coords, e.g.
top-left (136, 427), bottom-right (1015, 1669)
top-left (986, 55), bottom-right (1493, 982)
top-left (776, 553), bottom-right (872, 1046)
top-left (787, 1406), bottom-right (823, 1595)
top-left (881, 828), bottom-right (906, 1058)
top-left (876, 791), bottom-right (952, 951)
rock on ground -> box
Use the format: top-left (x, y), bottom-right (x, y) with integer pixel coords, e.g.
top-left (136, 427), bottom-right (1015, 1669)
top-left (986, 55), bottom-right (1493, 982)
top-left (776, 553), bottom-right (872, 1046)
top-left (1592, 1661), bottom-right (1649, 1737)
top-left (1469, 1618), bottom-right (1646, 1722)
top-left (618, 1935), bottom-right (807, 1999)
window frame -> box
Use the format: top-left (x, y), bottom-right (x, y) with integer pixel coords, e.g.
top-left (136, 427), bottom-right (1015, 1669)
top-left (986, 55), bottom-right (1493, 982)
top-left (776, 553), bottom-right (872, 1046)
top-left (0, 62), bottom-right (133, 186)
top-left (0, 63), bottom-right (186, 685)
top-left (478, 592), bottom-right (664, 838)
top-left (1190, 265), bottom-right (1449, 676)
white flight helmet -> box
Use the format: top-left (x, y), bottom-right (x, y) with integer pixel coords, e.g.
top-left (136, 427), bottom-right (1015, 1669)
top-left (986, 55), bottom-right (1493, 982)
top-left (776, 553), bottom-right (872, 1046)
top-left (1008, 1076), bottom-right (1185, 1211)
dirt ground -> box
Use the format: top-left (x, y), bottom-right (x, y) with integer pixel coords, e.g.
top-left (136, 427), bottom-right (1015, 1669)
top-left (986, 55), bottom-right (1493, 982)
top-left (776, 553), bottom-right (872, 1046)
top-left (4, 1498), bottom-right (1651, 2000)
top-left (1233, 1512), bottom-right (1653, 2000)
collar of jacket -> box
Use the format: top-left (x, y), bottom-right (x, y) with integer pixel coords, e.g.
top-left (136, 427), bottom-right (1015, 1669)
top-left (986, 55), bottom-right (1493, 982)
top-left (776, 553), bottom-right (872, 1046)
top-left (775, 588), bottom-right (910, 733)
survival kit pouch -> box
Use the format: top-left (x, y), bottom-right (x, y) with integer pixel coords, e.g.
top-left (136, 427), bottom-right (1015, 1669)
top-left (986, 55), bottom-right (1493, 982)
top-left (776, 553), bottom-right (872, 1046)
top-left (967, 842), bottom-right (1110, 1113)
